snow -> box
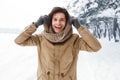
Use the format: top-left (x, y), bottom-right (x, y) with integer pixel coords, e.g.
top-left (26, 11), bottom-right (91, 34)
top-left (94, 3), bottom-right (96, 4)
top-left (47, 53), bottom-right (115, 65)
top-left (77, 38), bottom-right (120, 80)
top-left (97, 8), bottom-right (116, 17)
top-left (0, 33), bottom-right (120, 80)
top-left (0, 33), bottom-right (37, 80)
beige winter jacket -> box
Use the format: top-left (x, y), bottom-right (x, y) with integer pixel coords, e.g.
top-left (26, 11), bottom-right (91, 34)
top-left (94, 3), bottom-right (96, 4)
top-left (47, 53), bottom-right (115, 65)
top-left (14, 24), bottom-right (101, 80)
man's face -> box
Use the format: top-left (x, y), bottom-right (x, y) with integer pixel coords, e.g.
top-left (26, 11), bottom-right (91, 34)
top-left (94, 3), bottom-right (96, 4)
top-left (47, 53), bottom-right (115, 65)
top-left (52, 12), bottom-right (66, 33)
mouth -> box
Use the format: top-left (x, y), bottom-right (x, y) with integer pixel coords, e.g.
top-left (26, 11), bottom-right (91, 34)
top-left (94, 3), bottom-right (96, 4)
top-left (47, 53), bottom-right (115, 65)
top-left (53, 26), bottom-right (63, 33)
top-left (55, 26), bottom-right (62, 29)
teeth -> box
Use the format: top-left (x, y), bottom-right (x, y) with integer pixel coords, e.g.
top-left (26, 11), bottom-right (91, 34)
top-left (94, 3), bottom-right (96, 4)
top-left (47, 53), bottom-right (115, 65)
top-left (55, 26), bottom-right (61, 29)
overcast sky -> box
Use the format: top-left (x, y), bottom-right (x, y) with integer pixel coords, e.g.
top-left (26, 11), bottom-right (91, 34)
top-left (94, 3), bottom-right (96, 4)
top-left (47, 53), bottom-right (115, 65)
top-left (0, 0), bottom-right (69, 29)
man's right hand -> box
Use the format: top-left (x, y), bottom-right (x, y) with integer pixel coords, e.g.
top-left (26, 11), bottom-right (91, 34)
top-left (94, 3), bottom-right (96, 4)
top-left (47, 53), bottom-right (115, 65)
top-left (34, 15), bottom-right (50, 28)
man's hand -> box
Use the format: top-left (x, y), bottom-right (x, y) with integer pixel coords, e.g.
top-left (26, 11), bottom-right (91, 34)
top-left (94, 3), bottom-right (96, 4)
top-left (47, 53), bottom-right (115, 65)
top-left (34, 15), bottom-right (50, 28)
top-left (70, 16), bottom-right (81, 29)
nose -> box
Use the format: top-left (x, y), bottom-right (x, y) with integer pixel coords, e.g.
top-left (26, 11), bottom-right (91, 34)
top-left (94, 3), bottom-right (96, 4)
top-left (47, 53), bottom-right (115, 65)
top-left (56, 20), bottom-right (61, 26)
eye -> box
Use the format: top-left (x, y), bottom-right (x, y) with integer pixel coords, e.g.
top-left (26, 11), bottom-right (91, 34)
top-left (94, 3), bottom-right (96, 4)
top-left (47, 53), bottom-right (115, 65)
top-left (60, 18), bottom-right (66, 22)
top-left (53, 18), bottom-right (57, 21)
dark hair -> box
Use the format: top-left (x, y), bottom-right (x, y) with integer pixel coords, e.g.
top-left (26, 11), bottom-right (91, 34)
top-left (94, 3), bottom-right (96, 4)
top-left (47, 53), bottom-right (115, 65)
top-left (48, 7), bottom-right (70, 25)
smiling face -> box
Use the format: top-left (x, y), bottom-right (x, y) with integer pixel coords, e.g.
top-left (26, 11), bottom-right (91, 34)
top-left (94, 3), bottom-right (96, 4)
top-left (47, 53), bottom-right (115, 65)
top-left (52, 12), bottom-right (66, 33)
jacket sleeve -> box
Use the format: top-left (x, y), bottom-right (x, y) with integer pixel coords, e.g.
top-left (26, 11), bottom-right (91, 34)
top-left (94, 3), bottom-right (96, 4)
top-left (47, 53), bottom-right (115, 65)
top-left (14, 23), bottom-right (40, 46)
top-left (76, 26), bottom-right (102, 52)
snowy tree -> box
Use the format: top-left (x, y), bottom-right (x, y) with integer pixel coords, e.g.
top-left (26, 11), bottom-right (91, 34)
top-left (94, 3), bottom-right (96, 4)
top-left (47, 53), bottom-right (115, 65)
top-left (66, 0), bottom-right (120, 42)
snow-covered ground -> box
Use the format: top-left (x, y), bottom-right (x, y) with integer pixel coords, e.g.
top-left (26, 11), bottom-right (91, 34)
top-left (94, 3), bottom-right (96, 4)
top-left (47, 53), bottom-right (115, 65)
top-left (0, 33), bottom-right (120, 80)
